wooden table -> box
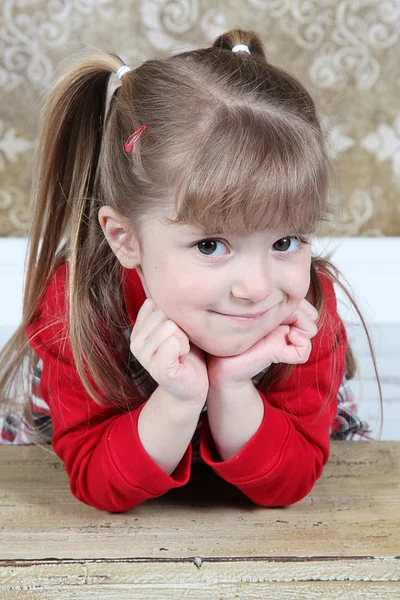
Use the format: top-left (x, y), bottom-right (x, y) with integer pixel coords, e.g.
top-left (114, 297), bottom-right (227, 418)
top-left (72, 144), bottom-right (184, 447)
top-left (0, 441), bottom-right (399, 599)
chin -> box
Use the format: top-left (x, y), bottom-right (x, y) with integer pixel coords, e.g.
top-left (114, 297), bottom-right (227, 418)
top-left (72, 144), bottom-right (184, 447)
top-left (193, 338), bottom-right (251, 358)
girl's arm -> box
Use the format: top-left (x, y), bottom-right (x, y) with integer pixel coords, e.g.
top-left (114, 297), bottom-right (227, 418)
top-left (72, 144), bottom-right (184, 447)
top-left (28, 340), bottom-right (201, 512)
top-left (26, 267), bottom-right (201, 513)
top-left (206, 381), bottom-right (265, 461)
top-left (199, 272), bottom-right (346, 507)
top-left (137, 385), bottom-right (203, 475)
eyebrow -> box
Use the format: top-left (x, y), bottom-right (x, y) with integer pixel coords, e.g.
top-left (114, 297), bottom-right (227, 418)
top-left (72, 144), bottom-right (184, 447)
top-left (179, 225), bottom-right (312, 238)
top-left (179, 225), bottom-right (225, 236)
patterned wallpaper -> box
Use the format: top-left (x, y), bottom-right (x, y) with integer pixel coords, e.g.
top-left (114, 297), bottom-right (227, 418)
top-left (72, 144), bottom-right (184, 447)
top-left (1, 0), bottom-right (399, 237)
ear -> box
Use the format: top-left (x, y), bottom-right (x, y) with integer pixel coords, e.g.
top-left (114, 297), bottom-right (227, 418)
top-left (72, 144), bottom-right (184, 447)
top-left (98, 206), bottom-right (141, 269)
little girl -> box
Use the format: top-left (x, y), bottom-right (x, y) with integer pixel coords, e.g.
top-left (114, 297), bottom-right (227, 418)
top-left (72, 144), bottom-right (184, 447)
top-left (0, 29), bottom-right (378, 513)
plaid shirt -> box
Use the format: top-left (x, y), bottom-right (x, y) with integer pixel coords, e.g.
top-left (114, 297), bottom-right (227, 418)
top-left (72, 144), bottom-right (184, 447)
top-left (0, 331), bottom-right (373, 452)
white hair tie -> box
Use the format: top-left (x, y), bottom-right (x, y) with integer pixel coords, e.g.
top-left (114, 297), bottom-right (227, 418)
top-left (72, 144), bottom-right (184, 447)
top-left (117, 65), bottom-right (131, 80)
top-left (232, 44), bottom-right (251, 54)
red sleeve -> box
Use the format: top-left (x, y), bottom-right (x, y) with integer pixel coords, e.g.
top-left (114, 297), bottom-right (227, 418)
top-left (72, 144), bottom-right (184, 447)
top-left (199, 270), bottom-right (346, 507)
top-left (26, 264), bottom-right (191, 513)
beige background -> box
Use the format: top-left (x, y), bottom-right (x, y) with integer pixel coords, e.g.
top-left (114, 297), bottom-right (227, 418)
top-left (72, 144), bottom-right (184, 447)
top-left (0, 0), bottom-right (399, 237)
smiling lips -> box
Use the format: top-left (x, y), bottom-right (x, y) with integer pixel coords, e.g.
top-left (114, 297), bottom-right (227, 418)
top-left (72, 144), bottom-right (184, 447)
top-left (212, 310), bottom-right (268, 322)
top-left (219, 311), bottom-right (266, 318)
top-left (210, 300), bottom-right (282, 322)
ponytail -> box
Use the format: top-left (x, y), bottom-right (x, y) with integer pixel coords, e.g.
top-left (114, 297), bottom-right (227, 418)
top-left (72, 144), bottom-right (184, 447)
top-left (0, 53), bottom-right (135, 417)
top-left (25, 56), bottom-right (120, 324)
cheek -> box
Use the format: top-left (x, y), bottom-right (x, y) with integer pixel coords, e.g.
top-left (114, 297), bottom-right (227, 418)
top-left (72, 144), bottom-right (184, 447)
top-left (154, 276), bottom-right (211, 322)
top-left (175, 275), bottom-right (216, 306)
top-left (286, 256), bottom-right (311, 298)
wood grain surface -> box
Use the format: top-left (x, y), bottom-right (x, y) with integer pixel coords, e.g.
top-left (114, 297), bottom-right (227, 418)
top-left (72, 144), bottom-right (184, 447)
top-left (0, 441), bottom-right (399, 598)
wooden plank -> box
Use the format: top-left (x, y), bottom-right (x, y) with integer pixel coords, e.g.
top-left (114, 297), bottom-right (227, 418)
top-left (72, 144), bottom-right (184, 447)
top-left (1, 580), bottom-right (400, 599)
top-left (1, 557), bottom-right (400, 586)
top-left (1, 442), bottom-right (399, 562)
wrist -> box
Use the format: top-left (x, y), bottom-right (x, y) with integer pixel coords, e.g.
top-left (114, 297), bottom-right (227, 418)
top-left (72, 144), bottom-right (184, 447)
top-left (208, 379), bottom-right (255, 396)
top-left (157, 385), bottom-right (206, 414)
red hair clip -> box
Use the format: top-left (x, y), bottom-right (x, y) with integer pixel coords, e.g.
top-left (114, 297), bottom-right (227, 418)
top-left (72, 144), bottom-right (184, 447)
top-left (124, 124), bottom-right (147, 152)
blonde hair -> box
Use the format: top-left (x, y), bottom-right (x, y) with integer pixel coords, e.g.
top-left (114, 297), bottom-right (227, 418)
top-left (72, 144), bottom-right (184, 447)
top-left (0, 28), bottom-right (382, 437)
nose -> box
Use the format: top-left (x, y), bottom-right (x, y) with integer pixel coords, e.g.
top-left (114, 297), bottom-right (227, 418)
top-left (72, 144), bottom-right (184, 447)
top-left (231, 257), bottom-right (274, 304)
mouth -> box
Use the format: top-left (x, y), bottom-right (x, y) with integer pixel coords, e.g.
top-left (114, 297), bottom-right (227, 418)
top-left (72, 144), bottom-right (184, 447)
top-left (211, 310), bottom-right (268, 323)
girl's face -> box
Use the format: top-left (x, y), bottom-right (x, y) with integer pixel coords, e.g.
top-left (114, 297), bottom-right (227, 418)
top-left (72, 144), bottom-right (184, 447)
top-left (136, 212), bottom-right (312, 357)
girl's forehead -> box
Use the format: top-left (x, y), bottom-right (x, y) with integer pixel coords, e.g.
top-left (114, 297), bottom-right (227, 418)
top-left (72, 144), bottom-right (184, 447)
top-left (152, 186), bottom-right (321, 238)
top-left (161, 219), bottom-right (311, 239)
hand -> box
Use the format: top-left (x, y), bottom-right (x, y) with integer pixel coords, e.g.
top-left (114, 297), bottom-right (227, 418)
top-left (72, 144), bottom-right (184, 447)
top-left (206, 299), bottom-right (319, 390)
top-left (130, 298), bottom-right (209, 405)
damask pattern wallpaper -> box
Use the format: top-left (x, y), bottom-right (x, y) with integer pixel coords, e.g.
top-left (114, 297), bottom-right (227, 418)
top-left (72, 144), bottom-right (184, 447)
top-left (0, 0), bottom-right (399, 236)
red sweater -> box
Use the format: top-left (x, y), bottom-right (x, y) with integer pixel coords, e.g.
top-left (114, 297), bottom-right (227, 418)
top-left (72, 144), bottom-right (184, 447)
top-left (26, 263), bottom-right (346, 512)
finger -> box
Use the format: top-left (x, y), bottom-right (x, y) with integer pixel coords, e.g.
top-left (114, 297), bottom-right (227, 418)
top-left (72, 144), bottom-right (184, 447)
top-left (284, 336), bottom-right (312, 363)
top-left (130, 308), bottom-right (167, 354)
top-left (132, 298), bottom-right (156, 330)
top-left (153, 336), bottom-right (182, 379)
top-left (148, 317), bottom-right (190, 346)
top-left (298, 299), bottom-right (319, 321)
top-left (146, 320), bottom-right (189, 360)
top-left (281, 310), bottom-right (317, 337)
top-left (282, 310), bottom-right (318, 338)
top-left (168, 322), bottom-right (191, 344)
top-left (288, 329), bottom-right (310, 346)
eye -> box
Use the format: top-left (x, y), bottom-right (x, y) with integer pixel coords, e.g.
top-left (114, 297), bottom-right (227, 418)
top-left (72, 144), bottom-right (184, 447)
top-left (272, 236), bottom-right (302, 253)
top-left (196, 238), bottom-right (227, 257)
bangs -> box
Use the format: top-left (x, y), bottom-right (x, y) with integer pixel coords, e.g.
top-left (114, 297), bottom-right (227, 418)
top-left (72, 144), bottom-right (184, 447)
top-left (168, 107), bottom-right (334, 237)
